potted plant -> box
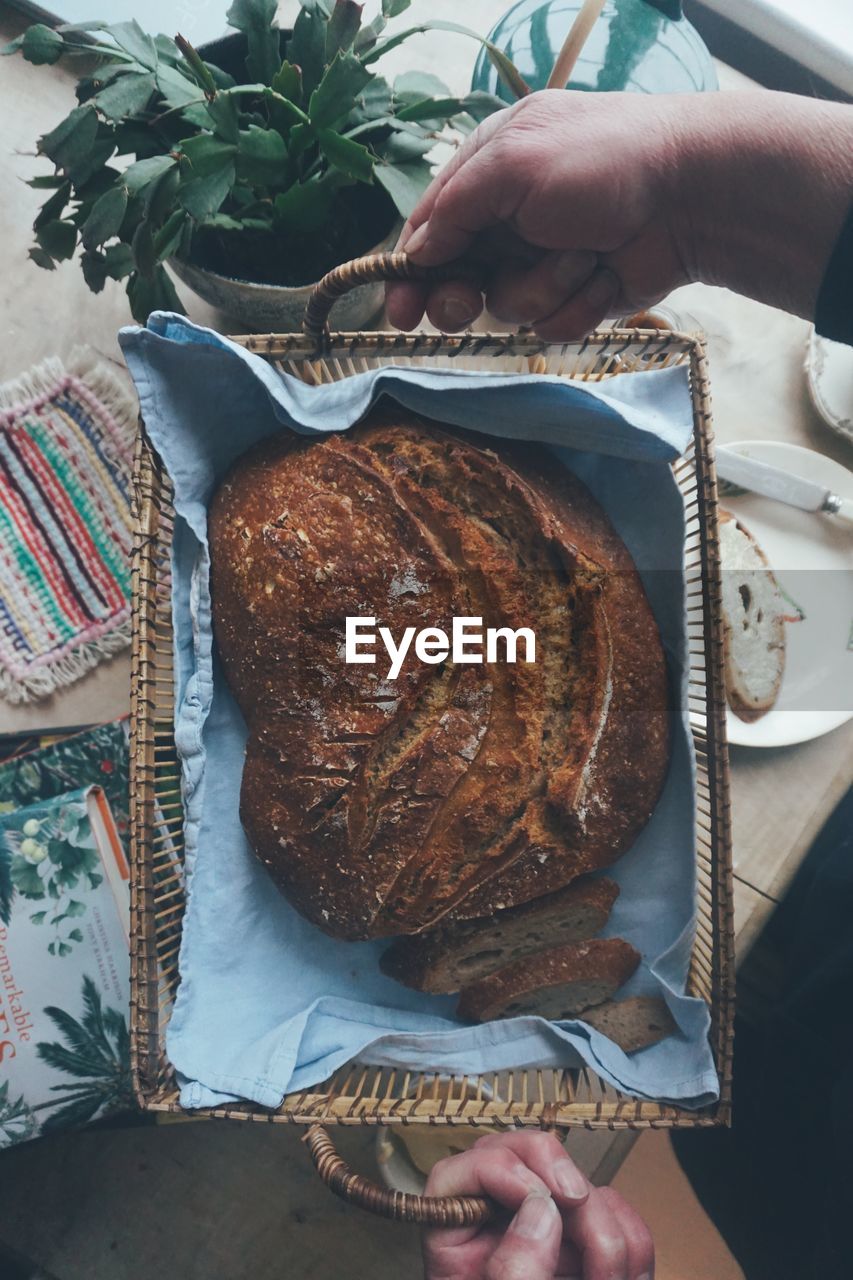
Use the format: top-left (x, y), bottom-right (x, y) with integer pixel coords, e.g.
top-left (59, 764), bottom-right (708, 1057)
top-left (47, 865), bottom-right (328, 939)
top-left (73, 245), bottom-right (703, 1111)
top-left (3, 1), bottom-right (522, 329)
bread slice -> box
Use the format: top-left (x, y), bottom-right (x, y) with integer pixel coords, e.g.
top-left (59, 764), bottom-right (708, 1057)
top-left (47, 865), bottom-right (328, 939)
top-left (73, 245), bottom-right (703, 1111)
top-left (718, 509), bottom-right (786, 722)
top-left (580, 996), bottom-right (676, 1054)
top-left (456, 938), bottom-right (641, 1023)
top-left (380, 877), bottom-right (620, 994)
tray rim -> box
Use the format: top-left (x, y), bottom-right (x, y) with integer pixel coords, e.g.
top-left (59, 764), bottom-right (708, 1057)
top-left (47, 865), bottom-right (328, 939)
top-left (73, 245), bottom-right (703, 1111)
top-left (128, 325), bottom-right (735, 1131)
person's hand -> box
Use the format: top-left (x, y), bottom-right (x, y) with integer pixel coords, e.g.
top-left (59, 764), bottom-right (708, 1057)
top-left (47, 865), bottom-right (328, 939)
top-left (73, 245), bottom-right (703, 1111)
top-left (386, 89), bottom-right (853, 339)
top-left (388, 89), bottom-right (686, 340)
top-left (421, 1130), bottom-right (654, 1280)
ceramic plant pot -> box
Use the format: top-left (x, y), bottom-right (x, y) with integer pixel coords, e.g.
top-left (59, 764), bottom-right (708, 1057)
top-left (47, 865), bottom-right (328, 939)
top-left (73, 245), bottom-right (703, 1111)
top-left (170, 218), bottom-right (402, 334)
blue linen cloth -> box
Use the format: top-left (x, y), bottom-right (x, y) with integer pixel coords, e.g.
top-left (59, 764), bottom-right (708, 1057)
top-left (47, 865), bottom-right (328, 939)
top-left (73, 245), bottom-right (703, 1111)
top-left (120, 313), bottom-right (719, 1110)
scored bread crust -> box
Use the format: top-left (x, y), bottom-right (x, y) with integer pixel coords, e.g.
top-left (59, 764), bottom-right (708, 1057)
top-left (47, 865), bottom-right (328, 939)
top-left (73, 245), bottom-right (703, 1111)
top-left (209, 408), bottom-right (670, 941)
top-left (380, 876), bottom-right (620, 994)
top-left (456, 938), bottom-right (641, 1023)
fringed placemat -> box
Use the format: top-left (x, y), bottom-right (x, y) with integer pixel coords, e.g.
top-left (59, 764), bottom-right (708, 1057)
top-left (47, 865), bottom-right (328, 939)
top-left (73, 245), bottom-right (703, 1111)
top-left (0, 352), bottom-right (135, 703)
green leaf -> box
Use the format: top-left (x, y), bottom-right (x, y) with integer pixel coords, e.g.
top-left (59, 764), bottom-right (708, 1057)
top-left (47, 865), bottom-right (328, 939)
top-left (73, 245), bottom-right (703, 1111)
top-left (317, 127), bottom-right (374, 182)
top-left (154, 208), bottom-right (187, 259)
top-left (131, 219), bottom-right (156, 275)
top-left (122, 155), bottom-right (177, 195)
top-left (379, 125), bottom-right (434, 164)
top-left (144, 164), bottom-right (181, 224)
top-left (273, 178), bottom-right (337, 233)
top-left (30, 910), bottom-right (47, 925)
top-left (285, 120), bottom-right (314, 159)
top-left (36, 219), bottom-right (77, 260)
top-left (39, 1092), bottom-right (105, 1134)
top-left (39, 104), bottom-right (98, 175)
top-left (27, 244), bottom-right (55, 269)
top-left (395, 96), bottom-right (464, 123)
top-left (174, 34), bottom-right (218, 98)
top-left (155, 62), bottom-right (201, 109)
top-left (154, 33), bottom-right (183, 66)
top-left (206, 93), bottom-right (240, 143)
top-left (309, 51), bottom-right (373, 131)
top-left (105, 242), bottom-right (135, 278)
top-left (74, 165), bottom-right (122, 201)
top-left (33, 180), bottom-right (71, 231)
top-left (375, 158), bottom-right (432, 218)
top-left (287, 5), bottom-right (326, 99)
top-left (456, 90), bottom-right (507, 124)
top-left (81, 185), bottom-right (127, 249)
top-left (64, 899), bottom-right (86, 918)
top-left (236, 124), bottom-right (288, 185)
top-left (109, 20), bottom-right (158, 70)
top-left (58, 942), bottom-right (72, 956)
top-left (14, 24), bottom-right (64, 66)
top-left (68, 928), bottom-right (84, 942)
top-left (81, 249), bottom-right (108, 292)
top-left (27, 174), bottom-right (68, 189)
top-left (353, 13), bottom-right (386, 55)
top-left (179, 134), bottom-right (237, 177)
top-left (271, 59), bottom-right (302, 104)
top-left (94, 70), bottom-right (156, 120)
top-left (326, 1), bottom-right (363, 61)
top-left (127, 264), bottom-right (186, 322)
top-left (227, 0), bottom-right (280, 86)
top-left (394, 70), bottom-right (450, 100)
top-left (382, 0), bottom-right (412, 15)
top-left (199, 212), bottom-right (243, 230)
top-left (364, 21), bottom-right (532, 99)
top-left (179, 164), bottom-right (236, 219)
top-left (351, 74), bottom-right (393, 122)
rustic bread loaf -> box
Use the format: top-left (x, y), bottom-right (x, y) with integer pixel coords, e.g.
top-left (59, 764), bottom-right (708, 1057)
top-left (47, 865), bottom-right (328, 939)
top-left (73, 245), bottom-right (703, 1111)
top-left (209, 407), bottom-right (670, 941)
top-left (581, 996), bottom-right (676, 1053)
top-left (456, 939), bottom-right (641, 1023)
top-left (380, 876), bottom-right (619, 993)
top-left (718, 509), bottom-right (786, 722)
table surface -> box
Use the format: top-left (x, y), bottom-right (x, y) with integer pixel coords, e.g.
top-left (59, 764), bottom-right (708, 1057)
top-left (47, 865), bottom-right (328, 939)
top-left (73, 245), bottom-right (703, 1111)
top-left (2, 2), bottom-right (850, 959)
top-left (0, 4), bottom-right (851, 1276)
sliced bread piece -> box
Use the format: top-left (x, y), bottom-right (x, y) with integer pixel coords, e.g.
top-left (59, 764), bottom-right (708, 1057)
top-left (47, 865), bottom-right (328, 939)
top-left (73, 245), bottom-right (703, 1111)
top-left (718, 509), bottom-right (786, 722)
top-left (580, 996), bottom-right (676, 1054)
top-left (456, 938), bottom-right (641, 1024)
top-left (380, 877), bottom-right (620, 994)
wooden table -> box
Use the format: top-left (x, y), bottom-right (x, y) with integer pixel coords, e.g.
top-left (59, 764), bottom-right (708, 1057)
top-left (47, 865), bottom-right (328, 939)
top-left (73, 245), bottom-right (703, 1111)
top-left (0, 5), bottom-right (851, 1275)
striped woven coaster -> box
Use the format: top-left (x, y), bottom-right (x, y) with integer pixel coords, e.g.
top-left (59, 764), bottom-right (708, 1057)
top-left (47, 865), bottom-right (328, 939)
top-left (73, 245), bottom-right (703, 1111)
top-left (0, 353), bottom-right (135, 703)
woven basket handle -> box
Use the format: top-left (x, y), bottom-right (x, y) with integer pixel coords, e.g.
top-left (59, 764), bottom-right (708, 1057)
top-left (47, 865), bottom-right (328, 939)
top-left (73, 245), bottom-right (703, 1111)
top-left (302, 252), bottom-right (483, 344)
top-left (302, 1124), bottom-right (494, 1225)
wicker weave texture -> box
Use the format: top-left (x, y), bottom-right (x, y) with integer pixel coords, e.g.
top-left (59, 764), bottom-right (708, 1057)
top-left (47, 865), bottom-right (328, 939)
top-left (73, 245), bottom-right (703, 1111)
top-left (129, 323), bottom-right (734, 1143)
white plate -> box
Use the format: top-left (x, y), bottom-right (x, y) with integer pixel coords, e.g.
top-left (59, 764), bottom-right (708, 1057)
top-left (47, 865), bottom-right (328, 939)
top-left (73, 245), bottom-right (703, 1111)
top-left (807, 328), bottom-right (853, 443)
top-left (713, 440), bottom-right (853, 748)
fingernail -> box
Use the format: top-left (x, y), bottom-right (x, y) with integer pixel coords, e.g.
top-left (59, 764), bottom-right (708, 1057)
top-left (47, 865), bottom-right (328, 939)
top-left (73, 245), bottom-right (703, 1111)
top-left (554, 1161), bottom-right (587, 1199)
top-left (553, 250), bottom-right (597, 291)
top-left (404, 224), bottom-right (429, 256)
top-left (510, 1191), bottom-right (558, 1241)
top-left (585, 267), bottom-right (619, 311)
top-left (437, 296), bottom-right (475, 329)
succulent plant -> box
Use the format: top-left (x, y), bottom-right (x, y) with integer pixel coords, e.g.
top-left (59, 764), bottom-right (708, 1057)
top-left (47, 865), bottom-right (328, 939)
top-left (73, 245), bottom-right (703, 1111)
top-left (3, 1), bottom-right (525, 320)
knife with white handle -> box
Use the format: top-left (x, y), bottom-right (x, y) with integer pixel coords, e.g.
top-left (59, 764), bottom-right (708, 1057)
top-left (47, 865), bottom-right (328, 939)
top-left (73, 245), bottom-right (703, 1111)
top-left (715, 449), bottom-right (853, 525)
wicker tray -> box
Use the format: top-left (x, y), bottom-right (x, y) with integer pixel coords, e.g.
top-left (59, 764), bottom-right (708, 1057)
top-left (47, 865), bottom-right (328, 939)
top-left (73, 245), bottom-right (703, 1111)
top-left (129, 254), bottom-right (734, 1225)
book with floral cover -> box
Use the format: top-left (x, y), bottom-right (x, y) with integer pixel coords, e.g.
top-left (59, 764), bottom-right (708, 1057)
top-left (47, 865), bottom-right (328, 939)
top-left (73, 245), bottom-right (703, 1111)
top-left (0, 785), bottom-right (132, 1149)
top-left (0, 718), bottom-right (129, 847)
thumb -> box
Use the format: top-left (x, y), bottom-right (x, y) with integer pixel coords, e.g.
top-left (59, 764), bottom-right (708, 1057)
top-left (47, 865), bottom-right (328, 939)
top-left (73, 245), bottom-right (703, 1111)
top-left (485, 1192), bottom-right (562, 1280)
